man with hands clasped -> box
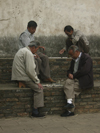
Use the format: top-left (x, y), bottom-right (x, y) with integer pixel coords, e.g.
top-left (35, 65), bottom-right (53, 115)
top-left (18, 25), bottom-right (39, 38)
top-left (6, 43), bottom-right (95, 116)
top-left (12, 41), bottom-right (45, 117)
top-left (61, 45), bottom-right (93, 117)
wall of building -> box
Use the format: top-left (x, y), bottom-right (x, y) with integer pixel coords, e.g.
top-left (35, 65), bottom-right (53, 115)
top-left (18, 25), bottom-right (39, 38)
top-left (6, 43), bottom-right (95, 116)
top-left (0, 0), bottom-right (100, 57)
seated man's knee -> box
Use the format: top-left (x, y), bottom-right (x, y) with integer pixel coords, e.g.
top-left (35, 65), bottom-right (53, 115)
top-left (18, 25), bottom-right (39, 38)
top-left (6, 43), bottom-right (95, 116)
top-left (65, 78), bottom-right (73, 84)
top-left (64, 78), bottom-right (73, 89)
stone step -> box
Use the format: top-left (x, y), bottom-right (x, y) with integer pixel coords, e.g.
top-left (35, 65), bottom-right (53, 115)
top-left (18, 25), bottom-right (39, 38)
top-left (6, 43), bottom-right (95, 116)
top-left (0, 81), bottom-right (100, 118)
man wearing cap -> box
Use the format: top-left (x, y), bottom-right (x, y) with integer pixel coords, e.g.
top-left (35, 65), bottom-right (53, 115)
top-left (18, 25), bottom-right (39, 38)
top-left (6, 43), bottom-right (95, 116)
top-left (19, 20), bottom-right (55, 83)
top-left (12, 41), bottom-right (45, 117)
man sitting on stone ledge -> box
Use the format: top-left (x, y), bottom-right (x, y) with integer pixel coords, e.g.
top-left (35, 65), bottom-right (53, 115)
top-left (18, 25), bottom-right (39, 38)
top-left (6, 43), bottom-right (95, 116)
top-left (19, 20), bottom-right (55, 83)
top-left (12, 41), bottom-right (45, 118)
top-left (61, 45), bottom-right (93, 117)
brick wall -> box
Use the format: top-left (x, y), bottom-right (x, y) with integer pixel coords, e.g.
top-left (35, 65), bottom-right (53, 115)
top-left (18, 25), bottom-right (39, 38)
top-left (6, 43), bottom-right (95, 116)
top-left (0, 58), bottom-right (100, 118)
top-left (0, 84), bottom-right (100, 118)
top-left (0, 57), bottom-right (100, 83)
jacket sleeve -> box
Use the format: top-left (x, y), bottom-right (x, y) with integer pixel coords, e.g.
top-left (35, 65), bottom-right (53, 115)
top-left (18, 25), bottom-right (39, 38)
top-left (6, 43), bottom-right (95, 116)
top-left (67, 60), bottom-right (74, 77)
top-left (73, 57), bottom-right (92, 79)
top-left (25, 51), bottom-right (40, 84)
top-left (20, 33), bottom-right (31, 47)
top-left (72, 30), bottom-right (82, 45)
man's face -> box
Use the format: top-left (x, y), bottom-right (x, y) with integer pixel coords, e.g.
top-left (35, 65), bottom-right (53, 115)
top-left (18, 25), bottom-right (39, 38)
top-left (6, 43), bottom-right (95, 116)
top-left (68, 50), bottom-right (79, 59)
top-left (28, 27), bottom-right (36, 34)
top-left (31, 46), bottom-right (38, 54)
top-left (65, 30), bottom-right (73, 36)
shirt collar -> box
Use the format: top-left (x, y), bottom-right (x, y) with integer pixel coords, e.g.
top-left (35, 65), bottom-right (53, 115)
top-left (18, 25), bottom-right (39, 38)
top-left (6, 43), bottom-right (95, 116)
top-left (25, 29), bottom-right (32, 37)
top-left (26, 46), bottom-right (31, 51)
top-left (74, 52), bottom-right (82, 62)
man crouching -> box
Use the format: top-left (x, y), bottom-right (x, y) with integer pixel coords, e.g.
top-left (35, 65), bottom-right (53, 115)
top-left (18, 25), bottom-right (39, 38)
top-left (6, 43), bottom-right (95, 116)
top-left (12, 41), bottom-right (45, 117)
top-left (61, 45), bottom-right (93, 117)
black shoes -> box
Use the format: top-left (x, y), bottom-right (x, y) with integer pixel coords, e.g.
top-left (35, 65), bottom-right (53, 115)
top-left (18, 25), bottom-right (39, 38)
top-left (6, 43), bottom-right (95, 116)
top-left (64, 103), bottom-right (74, 108)
top-left (31, 113), bottom-right (45, 118)
top-left (61, 110), bottom-right (74, 117)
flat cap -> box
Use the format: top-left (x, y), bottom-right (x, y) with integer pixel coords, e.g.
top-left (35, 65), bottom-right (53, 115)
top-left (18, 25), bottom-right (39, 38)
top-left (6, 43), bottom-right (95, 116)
top-left (28, 40), bottom-right (41, 47)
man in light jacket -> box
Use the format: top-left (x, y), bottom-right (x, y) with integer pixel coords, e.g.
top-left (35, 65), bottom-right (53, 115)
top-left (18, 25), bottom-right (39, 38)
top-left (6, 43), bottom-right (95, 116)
top-left (12, 41), bottom-right (45, 117)
top-left (59, 25), bottom-right (89, 55)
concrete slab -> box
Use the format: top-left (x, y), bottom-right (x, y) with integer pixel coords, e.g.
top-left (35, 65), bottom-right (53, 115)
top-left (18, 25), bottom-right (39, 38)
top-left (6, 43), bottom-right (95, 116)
top-left (0, 114), bottom-right (100, 133)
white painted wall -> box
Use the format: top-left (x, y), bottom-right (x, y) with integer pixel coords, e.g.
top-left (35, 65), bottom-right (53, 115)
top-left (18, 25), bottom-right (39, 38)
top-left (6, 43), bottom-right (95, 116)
top-left (0, 0), bottom-right (100, 37)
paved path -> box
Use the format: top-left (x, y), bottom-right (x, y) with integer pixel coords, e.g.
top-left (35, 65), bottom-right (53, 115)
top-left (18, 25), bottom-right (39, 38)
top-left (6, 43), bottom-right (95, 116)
top-left (0, 113), bottom-right (100, 133)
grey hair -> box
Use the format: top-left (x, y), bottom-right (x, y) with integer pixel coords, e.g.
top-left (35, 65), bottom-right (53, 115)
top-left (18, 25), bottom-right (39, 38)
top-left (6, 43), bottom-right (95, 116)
top-left (28, 40), bottom-right (41, 48)
top-left (68, 45), bottom-right (80, 53)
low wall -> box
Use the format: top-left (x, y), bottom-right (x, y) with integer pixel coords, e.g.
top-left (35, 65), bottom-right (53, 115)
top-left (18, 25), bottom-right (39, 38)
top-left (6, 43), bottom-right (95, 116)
top-left (0, 57), bottom-right (100, 83)
top-left (0, 82), bottom-right (100, 118)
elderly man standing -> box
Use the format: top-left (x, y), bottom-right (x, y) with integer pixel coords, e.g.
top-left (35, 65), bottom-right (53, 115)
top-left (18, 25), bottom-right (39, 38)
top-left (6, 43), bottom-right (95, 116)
top-left (61, 45), bottom-right (93, 117)
top-left (12, 41), bottom-right (45, 117)
top-left (59, 25), bottom-right (89, 55)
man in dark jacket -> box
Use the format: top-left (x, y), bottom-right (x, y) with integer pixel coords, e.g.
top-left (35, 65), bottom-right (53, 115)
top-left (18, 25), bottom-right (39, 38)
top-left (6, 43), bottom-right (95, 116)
top-left (61, 45), bottom-right (93, 117)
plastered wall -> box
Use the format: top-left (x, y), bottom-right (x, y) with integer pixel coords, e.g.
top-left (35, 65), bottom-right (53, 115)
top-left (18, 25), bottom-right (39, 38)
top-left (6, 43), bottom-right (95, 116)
top-left (0, 0), bottom-right (100, 57)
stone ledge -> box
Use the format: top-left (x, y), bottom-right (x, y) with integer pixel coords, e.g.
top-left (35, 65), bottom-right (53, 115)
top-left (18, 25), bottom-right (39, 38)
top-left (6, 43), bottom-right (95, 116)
top-left (0, 81), bottom-right (100, 118)
top-left (1, 57), bottom-right (100, 60)
top-left (0, 81), bottom-right (99, 90)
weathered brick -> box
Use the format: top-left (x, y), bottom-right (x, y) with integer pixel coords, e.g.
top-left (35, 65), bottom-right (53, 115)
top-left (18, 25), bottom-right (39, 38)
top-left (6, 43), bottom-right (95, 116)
top-left (17, 112), bottom-right (29, 117)
top-left (51, 107), bottom-right (62, 111)
top-left (0, 114), bottom-right (4, 118)
top-left (81, 95), bottom-right (91, 98)
top-left (25, 105), bottom-right (31, 108)
top-left (89, 109), bottom-right (100, 113)
top-left (19, 98), bottom-right (32, 102)
top-left (13, 105), bottom-right (25, 109)
top-left (6, 98), bottom-right (18, 102)
top-left (80, 102), bottom-right (88, 106)
top-left (85, 105), bottom-right (93, 109)
top-left (44, 92), bottom-right (51, 96)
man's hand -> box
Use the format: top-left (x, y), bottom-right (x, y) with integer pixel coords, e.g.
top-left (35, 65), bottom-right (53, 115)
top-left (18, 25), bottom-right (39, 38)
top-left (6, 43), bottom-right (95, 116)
top-left (38, 83), bottom-right (44, 89)
top-left (34, 53), bottom-right (40, 59)
top-left (59, 49), bottom-right (65, 54)
top-left (38, 46), bottom-right (45, 51)
top-left (68, 73), bottom-right (73, 79)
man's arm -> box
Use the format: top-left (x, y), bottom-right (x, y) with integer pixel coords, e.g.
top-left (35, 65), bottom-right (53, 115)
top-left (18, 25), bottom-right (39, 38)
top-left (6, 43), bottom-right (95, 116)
top-left (67, 60), bottom-right (74, 77)
top-left (71, 30), bottom-right (82, 45)
top-left (38, 46), bottom-right (45, 51)
top-left (59, 49), bottom-right (66, 54)
top-left (19, 33), bottom-right (31, 48)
